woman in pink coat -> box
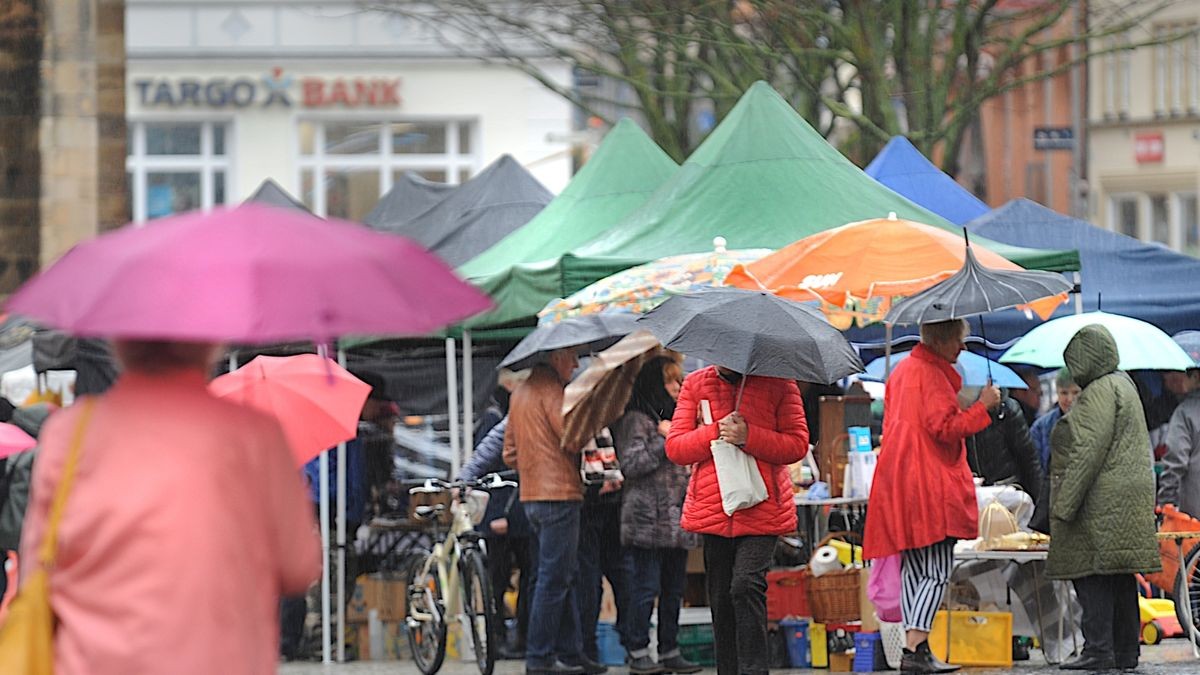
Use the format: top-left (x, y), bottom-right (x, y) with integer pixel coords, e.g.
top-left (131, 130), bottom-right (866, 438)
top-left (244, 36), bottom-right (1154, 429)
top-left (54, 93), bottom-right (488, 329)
top-left (19, 340), bottom-right (321, 675)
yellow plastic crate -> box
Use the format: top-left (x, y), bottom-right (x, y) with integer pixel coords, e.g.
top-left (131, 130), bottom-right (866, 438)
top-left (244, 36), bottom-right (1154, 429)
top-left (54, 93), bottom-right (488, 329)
top-left (810, 623), bottom-right (827, 668)
top-left (927, 610), bottom-right (1013, 667)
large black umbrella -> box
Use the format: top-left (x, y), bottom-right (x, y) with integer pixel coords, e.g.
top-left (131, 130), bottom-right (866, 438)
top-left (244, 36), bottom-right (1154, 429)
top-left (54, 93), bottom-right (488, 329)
top-left (636, 288), bottom-right (863, 385)
top-left (884, 245), bottom-right (1073, 326)
top-left (499, 313), bottom-right (639, 371)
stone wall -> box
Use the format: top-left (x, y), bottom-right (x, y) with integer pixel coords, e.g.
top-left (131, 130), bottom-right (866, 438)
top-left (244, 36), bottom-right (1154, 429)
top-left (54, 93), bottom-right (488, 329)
top-left (39, 0), bottom-right (126, 270)
top-left (0, 2), bottom-right (44, 294)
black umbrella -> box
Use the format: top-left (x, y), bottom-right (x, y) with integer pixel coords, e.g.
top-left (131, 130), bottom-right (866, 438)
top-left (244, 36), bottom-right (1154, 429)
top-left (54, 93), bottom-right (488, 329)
top-left (884, 245), bottom-right (1073, 326)
top-left (499, 313), bottom-right (639, 371)
top-left (636, 288), bottom-right (863, 385)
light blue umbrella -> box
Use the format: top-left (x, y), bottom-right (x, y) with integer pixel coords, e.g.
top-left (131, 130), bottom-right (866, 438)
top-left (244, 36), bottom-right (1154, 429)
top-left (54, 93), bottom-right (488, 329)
top-left (861, 350), bottom-right (1027, 388)
top-left (1001, 311), bottom-right (1193, 371)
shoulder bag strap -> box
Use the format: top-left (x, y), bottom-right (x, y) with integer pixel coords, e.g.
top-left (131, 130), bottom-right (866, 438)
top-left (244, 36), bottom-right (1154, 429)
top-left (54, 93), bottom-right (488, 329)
top-left (36, 399), bottom-right (96, 569)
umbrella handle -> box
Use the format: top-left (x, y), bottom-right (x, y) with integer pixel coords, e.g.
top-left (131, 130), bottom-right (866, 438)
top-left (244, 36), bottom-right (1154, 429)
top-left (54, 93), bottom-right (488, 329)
top-left (977, 315), bottom-right (1004, 421)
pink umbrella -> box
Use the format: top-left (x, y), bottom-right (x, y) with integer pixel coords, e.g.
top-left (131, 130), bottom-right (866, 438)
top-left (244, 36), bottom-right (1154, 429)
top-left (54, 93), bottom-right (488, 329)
top-left (0, 422), bottom-right (36, 460)
top-left (6, 204), bottom-right (492, 343)
top-left (209, 354), bottom-right (370, 467)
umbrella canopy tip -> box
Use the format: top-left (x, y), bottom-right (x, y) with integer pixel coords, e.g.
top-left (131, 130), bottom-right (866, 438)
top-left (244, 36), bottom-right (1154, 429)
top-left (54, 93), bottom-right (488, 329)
top-left (887, 211), bottom-right (898, 220)
top-left (713, 236), bottom-right (727, 253)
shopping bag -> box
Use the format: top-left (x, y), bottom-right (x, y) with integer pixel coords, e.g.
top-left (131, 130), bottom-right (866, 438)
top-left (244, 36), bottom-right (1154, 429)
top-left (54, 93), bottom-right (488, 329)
top-left (711, 439), bottom-right (768, 515)
top-left (0, 568), bottom-right (55, 675)
top-left (867, 554), bottom-right (902, 623)
top-left (978, 498), bottom-right (1019, 550)
top-left (0, 399), bottom-right (95, 675)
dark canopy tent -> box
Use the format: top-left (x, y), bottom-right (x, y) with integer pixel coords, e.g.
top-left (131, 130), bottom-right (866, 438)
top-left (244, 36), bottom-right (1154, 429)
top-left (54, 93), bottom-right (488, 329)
top-left (244, 179), bottom-right (310, 212)
top-left (864, 136), bottom-right (990, 226)
top-left (362, 172), bottom-right (456, 228)
top-left (966, 198), bottom-right (1200, 337)
top-left (367, 155), bottom-right (552, 267)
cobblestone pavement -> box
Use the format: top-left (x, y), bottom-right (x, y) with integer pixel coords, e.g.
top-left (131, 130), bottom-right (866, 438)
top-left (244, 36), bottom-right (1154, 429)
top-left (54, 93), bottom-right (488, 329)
top-left (281, 639), bottom-right (1198, 674)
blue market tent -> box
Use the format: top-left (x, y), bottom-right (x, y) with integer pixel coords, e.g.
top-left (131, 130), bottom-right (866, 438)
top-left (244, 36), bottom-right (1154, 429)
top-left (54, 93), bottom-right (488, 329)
top-left (864, 136), bottom-right (990, 226)
top-left (967, 198), bottom-right (1200, 337)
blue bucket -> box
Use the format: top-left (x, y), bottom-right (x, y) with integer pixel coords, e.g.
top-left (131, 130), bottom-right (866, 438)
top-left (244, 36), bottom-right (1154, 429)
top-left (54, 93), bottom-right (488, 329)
top-left (779, 617), bottom-right (811, 668)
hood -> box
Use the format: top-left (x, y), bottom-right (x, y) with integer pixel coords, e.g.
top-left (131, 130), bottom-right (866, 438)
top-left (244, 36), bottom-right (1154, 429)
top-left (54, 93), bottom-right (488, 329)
top-left (1063, 324), bottom-right (1120, 388)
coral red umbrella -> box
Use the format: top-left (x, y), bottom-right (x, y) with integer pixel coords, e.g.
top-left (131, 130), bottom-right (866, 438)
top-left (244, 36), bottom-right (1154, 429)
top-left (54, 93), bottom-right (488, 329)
top-left (0, 422), bottom-right (36, 460)
top-left (209, 354), bottom-right (371, 467)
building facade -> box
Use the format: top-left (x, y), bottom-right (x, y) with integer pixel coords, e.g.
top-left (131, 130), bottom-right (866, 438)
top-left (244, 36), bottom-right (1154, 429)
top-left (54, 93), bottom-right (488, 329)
top-left (125, 0), bottom-right (574, 223)
top-left (1089, 1), bottom-right (1200, 255)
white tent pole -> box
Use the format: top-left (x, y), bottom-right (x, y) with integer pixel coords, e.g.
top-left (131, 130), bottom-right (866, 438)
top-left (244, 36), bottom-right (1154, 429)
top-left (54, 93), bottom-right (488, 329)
top-left (227, 350), bottom-right (237, 373)
top-left (316, 343), bottom-right (332, 665)
top-left (462, 330), bottom-right (474, 460)
top-left (335, 348), bottom-right (348, 663)
top-left (318, 449), bottom-right (331, 663)
top-left (446, 338), bottom-right (461, 478)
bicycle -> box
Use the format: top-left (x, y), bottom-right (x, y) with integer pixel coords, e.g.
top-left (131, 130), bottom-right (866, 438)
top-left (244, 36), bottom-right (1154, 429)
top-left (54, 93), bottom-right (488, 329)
top-left (403, 472), bottom-right (518, 675)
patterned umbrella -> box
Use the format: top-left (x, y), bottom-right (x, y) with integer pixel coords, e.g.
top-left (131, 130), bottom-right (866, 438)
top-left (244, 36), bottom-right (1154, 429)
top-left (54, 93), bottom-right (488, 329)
top-left (538, 243), bottom-right (770, 324)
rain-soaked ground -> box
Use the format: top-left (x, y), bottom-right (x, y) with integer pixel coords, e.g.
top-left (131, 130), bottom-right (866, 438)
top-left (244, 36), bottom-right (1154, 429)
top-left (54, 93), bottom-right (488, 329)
top-left (280, 637), bottom-right (1197, 674)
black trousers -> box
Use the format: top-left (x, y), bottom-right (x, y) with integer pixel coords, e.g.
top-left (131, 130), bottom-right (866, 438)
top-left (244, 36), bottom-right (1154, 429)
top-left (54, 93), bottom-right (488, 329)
top-left (578, 499), bottom-right (627, 660)
top-left (486, 533), bottom-right (535, 648)
top-left (703, 534), bottom-right (777, 675)
top-left (1072, 574), bottom-right (1140, 663)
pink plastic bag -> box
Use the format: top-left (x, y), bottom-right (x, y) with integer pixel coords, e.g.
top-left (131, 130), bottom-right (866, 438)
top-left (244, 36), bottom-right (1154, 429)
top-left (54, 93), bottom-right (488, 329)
top-left (868, 554), bottom-right (902, 623)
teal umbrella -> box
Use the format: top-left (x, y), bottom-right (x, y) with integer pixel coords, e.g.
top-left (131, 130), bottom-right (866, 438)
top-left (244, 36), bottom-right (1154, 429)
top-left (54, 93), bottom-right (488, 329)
top-left (1000, 311), bottom-right (1194, 371)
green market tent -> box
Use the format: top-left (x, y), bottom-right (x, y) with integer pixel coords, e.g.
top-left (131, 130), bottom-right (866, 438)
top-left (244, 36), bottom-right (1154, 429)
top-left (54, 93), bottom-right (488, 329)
top-left (457, 82), bottom-right (1076, 338)
top-left (457, 119), bottom-right (678, 332)
top-left (573, 81), bottom-right (1077, 271)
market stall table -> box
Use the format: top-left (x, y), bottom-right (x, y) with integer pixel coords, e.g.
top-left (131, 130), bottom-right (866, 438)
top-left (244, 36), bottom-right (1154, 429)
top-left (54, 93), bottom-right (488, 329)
top-left (953, 548), bottom-right (1077, 664)
top-left (794, 494), bottom-right (868, 559)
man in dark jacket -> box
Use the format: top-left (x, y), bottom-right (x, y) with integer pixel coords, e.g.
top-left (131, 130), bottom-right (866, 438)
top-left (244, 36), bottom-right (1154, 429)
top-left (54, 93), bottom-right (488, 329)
top-left (1047, 325), bottom-right (1160, 672)
top-left (962, 390), bottom-right (1043, 505)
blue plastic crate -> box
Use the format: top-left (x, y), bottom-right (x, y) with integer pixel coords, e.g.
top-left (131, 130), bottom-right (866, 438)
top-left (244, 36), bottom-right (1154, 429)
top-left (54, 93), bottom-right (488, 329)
top-left (596, 622), bottom-right (626, 666)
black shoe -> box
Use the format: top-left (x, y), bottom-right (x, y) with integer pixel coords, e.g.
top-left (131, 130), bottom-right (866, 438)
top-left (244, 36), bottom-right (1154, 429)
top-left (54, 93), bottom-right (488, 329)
top-left (526, 660), bottom-right (587, 675)
top-left (900, 642), bottom-right (960, 674)
top-left (1115, 653), bottom-right (1139, 671)
top-left (1059, 653), bottom-right (1116, 671)
top-left (628, 655), bottom-right (665, 674)
top-left (499, 643), bottom-right (527, 660)
top-left (567, 656), bottom-right (608, 675)
top-left (659, 654), bottom-right (702, 674)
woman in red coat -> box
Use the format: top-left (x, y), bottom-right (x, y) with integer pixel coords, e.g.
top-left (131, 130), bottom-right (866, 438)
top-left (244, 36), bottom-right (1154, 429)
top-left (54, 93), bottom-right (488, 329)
top-left (666, 366), bottom-right (808, 675)
top-left (864, 319), bottom-right (1000, 673)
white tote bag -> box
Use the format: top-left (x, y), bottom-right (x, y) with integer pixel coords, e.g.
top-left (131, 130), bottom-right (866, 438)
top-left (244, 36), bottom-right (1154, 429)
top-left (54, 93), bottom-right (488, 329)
top-left (702, 399), bottom-right (768, 515)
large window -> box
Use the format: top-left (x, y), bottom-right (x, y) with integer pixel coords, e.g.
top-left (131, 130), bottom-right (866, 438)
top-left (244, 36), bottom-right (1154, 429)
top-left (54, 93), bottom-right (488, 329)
top-left (1111, 194), bottom-right (1140, 239)
top-left (1110, 192), bottom-right (1200, 252)
top-left (127, 121), bottom-right (230, 223)
top-left (297, 119), bottom-right (476, 220)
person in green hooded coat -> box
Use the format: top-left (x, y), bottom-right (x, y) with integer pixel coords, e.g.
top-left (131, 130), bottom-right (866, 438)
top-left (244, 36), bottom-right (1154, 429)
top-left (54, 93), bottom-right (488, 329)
top-left (1046, 324), bottom-right (1160, 671)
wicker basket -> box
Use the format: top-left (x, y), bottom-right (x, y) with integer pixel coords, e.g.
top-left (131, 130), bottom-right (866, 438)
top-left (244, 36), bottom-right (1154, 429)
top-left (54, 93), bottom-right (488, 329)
top-left (804, 532), bottom-right (862, 623)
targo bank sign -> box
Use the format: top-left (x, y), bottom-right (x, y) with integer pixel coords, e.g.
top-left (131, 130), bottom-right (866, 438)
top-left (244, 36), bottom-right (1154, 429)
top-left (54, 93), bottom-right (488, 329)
top-left (133, 68), bottom-right (401, 109)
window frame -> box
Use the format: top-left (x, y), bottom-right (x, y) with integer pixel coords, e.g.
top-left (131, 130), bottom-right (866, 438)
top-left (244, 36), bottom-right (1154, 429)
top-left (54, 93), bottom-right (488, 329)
top-left (126, 118), bottom-right (234, 224)
top-left (295, 116), bottom-right (478, 217)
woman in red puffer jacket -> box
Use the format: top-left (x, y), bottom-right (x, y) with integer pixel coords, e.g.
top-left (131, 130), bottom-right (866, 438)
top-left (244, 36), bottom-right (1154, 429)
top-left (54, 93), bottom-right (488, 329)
top-left (666, 365), bottom-right (808, 675)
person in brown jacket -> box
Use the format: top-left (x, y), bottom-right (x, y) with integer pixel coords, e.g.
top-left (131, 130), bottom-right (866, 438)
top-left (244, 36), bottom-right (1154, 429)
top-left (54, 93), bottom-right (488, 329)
top-left (504, 348), bottom-right (601, 675)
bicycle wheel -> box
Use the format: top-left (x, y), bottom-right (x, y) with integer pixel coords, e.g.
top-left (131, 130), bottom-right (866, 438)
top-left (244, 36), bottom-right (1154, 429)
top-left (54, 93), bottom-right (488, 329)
top-left (460, 546), bottom-right (497, 675)
top-left (1174, 541), bottom-right (1200, 647)
top-left (405, 551), bottom-right (448, 674)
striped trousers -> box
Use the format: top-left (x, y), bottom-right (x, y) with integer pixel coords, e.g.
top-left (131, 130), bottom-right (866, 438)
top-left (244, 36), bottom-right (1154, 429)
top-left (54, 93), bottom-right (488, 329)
top-left (900, 539), bottom-right (955, 632)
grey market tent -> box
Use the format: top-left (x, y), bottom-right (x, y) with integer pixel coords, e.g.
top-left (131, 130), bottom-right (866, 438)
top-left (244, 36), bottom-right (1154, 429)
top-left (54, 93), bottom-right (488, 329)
top-left (244, 179), bottom-right (310, 212)
top-left (369, 155), bottom-right (552, 267)
top-left (363, 172), bottom-right (456, 228)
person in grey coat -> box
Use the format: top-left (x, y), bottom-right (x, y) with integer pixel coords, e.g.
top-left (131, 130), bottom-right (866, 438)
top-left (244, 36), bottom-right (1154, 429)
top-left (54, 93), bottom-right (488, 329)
top-left (1157, 368), bottom-right (1200, 518)
top-left (611, 356), bottom-right (700, 675)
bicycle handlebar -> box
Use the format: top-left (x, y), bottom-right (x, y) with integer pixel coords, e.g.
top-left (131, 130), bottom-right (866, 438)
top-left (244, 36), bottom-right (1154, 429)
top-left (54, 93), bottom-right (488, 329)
top-left (405, 471), bottom-right (518, 495)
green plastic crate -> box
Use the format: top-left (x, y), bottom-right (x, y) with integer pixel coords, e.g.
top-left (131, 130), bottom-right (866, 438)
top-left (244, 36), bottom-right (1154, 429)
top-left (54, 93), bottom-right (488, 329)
top-left (678, 623), bottom-right (714, 645)
top-left (680, 641), bottom-right (716, 667)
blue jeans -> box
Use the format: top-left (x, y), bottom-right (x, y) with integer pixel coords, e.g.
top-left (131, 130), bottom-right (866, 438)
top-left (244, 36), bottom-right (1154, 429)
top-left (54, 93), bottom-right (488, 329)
top-left (524, 501), bottom-right (584, 667)
top-left (623, 547), bottom-right (688, 657)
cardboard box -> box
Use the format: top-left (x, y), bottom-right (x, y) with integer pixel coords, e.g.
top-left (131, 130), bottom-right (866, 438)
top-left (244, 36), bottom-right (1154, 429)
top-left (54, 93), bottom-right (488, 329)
top-left (353, 619), bottom-right (406, 660)
top-left (347, 573), bottom-right (407, 623)
top-left (858, 567), bottom-right (880, 632)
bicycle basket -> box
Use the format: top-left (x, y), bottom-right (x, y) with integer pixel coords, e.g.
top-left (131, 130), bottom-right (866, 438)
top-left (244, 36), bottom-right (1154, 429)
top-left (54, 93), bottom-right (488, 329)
top-left (464, 491), bottom-right (491, 526)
